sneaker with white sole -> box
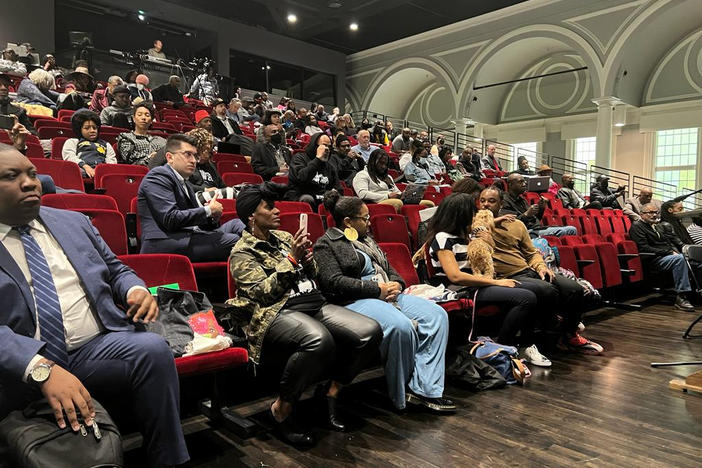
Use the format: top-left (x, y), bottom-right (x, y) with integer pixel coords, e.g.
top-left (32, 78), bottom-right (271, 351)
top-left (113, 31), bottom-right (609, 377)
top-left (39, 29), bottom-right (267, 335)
top-left (522, 344), bottom-right (552, 367)
top-left (558, 333), bottom-right (603, 355)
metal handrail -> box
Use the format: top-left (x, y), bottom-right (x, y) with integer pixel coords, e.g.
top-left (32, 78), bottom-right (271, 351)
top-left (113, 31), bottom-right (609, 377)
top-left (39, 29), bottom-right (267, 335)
top-left (590, 165), bottom-right (631, 197)
top-left (632, 175), bottom-right (678, 201)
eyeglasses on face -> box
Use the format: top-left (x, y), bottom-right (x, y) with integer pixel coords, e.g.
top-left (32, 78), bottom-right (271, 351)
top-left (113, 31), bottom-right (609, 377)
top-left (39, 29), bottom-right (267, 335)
top-left (642, 210), bottom-right (659, 215)
top-left (352, 214), bottom-right (371, 222)
top-left (172, 150), bottom-right (199, 160)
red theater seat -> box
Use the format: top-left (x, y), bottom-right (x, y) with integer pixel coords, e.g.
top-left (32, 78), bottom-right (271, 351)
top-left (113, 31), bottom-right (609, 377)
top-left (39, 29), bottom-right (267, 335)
top-left (221, 172), bottom-right (263, 186)
top-left (370, 214), bottom-right (411, 249)
top-left (42, 193), bottom-right (118, 211)
top-left (70, 208), bottom-right (128, 255)
top-left (30, 158), bottom-right (84, 191)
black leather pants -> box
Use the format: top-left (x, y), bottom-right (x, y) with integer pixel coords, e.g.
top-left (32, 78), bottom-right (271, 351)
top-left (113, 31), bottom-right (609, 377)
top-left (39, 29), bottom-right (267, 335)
top-left (260, 304), bottom-right (382, 403)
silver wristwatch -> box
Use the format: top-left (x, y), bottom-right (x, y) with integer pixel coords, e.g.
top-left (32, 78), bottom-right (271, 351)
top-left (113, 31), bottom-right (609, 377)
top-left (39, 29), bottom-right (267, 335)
top-left (29, 361), bottom-right (55, 385)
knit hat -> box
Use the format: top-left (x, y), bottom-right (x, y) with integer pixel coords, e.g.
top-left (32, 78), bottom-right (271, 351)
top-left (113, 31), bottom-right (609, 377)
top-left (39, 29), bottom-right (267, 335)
top-left (236, 182), bottom-right (287, 227)
top-left (194, 110), bottom-right (211, 124)
top-left (135, 74), bottom-right (149, 85)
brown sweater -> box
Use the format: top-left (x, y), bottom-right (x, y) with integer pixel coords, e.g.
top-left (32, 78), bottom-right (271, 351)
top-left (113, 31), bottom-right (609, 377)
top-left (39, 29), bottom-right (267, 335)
top-left (492, 219), bottom-right (547, 277)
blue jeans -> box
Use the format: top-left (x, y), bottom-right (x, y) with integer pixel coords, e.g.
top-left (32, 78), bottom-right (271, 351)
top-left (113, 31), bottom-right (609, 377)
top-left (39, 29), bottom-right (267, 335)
top-left (346, 294), bottom-right (449, 409)
top-left (651, 253), bottom-right (691, 293)
top-left (536, 226), bottom-right (577, 237)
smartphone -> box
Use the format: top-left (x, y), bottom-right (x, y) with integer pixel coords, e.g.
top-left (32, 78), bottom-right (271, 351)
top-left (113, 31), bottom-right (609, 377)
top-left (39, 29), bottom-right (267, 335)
top-left (299, 212), bottom-right (308, 238)
top-left (0, 114), bottom-right (14, 130)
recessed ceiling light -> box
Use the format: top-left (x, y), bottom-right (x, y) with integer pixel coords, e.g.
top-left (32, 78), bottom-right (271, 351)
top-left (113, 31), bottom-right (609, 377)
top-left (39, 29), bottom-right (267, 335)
top-left (138, 13), bottom-right (146, 21)
top-left (349, 22), bottom-right (358, 31)
top-left (287, 13), bottom-right (297, 23)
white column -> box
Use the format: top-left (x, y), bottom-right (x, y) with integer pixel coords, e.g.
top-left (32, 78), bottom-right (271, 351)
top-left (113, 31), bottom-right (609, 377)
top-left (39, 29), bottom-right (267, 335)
top-left (591, 96), bottom-right (622, 168)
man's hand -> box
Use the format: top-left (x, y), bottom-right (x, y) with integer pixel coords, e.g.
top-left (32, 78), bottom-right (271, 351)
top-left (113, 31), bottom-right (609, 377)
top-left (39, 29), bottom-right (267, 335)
top-left (126, 288), bottom-right (159, 323)
top-left (525, 204), bottom-right (539, 217)
top-left (538, 268), bottom-right (555, 283)
top-left (348, 150), bottom-right (360, 159)
top-left (9, 115), bottom-right (29, 151)
top-left (83, 165), bottom-right (96, 178)
top-left (388, 191), bottom-right (401, 199)
top-left (40, 363), bottom-right (95, 431)
top-left (207, 193), bottom-right (223, 218)
top-left (316, 144), bottom-right (330, 161)
top-left (495, 214), bottom-right (516, 224)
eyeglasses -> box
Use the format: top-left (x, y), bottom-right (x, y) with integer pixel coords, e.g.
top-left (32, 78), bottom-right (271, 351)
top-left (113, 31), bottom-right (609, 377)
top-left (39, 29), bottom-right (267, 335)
top-left (642, 210), bottom-right (659, 215)
top-left (352, 214), bottom-right (371, 222)
top-left (172, 150), bottom-right (199, 160)
top-left (339, 144), bottom-right (351, 148)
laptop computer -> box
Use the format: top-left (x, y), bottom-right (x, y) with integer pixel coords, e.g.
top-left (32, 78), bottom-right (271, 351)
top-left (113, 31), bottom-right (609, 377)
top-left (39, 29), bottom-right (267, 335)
top-left (527, 176), bottom-right (550, 192)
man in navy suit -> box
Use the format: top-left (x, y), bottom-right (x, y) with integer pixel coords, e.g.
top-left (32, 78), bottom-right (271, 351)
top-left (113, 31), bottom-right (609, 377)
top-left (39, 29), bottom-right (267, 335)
top-left (138, 133), bottom-right (245, 261)
top-left (0, 144), bottom-right (189, 467)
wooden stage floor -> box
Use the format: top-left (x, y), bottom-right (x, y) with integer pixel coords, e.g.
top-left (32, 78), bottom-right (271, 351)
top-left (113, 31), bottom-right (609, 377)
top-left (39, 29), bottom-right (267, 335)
top-left (127, 298), bottom-right (702, 467)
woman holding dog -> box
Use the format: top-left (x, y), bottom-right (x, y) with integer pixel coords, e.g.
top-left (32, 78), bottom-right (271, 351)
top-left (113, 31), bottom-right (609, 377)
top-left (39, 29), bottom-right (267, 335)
top-left (314, 190), bottom-right (456, 413)
top-left (426, 193), bottom-right (552, 367)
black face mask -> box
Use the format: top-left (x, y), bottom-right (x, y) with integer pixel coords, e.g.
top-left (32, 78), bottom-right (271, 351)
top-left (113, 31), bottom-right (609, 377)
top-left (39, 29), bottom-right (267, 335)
top-left (270, 132), bottom-right (283, 145)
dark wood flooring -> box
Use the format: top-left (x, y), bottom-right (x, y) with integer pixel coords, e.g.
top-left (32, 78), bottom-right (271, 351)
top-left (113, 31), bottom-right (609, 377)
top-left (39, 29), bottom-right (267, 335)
top-left (127, 297), bottom-right (702, 467)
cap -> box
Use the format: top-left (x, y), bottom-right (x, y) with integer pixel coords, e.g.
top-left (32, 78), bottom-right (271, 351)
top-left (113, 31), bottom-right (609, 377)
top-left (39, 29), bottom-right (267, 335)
top-left (596, 174), bottom-right (610, 182)
top-left (211, 98), bottom-right (226, 107)
top-left (135, 74), bottom-right (149, 85)
top-left (537, 164), bottom-right (553, 173)
top-left (112, 84), bottom-right (130, 95)
top-left (253, 92), bottom-right (263, 100)
top-left (194, 109), bottom-right (211, 124)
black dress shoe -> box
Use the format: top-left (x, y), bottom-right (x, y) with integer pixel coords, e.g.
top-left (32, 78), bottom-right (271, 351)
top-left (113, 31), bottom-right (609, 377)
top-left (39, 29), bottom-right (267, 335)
top-left (269, 405), bottom-right (315, 446)
top-left (406, 391), bottom-right (457, 413)
top-left (675, 294), bottom-right (695, 311)
top-left (325, 395), bottom-right (347, 432)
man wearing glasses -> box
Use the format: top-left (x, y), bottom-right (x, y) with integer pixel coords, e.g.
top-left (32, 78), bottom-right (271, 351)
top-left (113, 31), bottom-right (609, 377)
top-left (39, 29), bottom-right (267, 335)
top-left (629, 202), bottom-right (702, 311)
top-left (137, 134), bottom-right (245, 261)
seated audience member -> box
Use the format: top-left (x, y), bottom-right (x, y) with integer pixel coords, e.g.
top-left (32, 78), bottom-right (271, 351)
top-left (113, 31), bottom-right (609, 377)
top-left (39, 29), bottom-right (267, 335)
top-left (304, 115), bottom-right (324, 136)
top-left (623, 187), bottom-right (660, 221)
top-left (480, 186), bottom-right (603, 355)
top-left (256, 109), bottom-right (283, 140)
top-left (430, 135), bottom-right (444, 157)
top-left (228, 184), bottom-right (382, 444)
top-left (0, 144), bottom-right (189, 467)
top-left (688, 217), bottom-right (702, 245)
top-left (56, 83), bottom-right (86, 112)
top-left (455, 147), bottom-right (482, 181)
top-left (252, 93), bottom-right (266, 119)
top-left (328, 106), bottom-right (340, 123)
top-left (370, 121), bottom-right (388, 145)
top-left (228, 98), bottom-right (255, 123)
top-left (481, 144), bottom-right (503, 172)
top-left (251, 124), bottom-right (291, 181)
top-left (391, 127), bottom-right (412, 153)
top-left (314, 104), bottom-right (328, 122)
top-left (502, 173), bottom-right (576, 237)
top-left (404, 145), bottom-right (439, 185)
top-left (293, 108), bottom-right (308, 132)
top-left (353, 149), bottom-right (403, 212)
top-left (331, 135), bottom-right (364, 186)
top-left (399, 138), bottom-right (424, 172)
top-left (117, 103), bottom-right (166, 166)
top-left (151, 75), bottom-right (185, 107)
top-left (188, 65), bottom-right (219, 106)
top-left (128, 74), bottom-right (152, 103)
top-left (147, 39), bottom-right (166, 59)
top-left (66, 65), bottom-right (97, 94)
top-left (123, 69), bottom-right (138, 85)
top-left (16, 69), bottom-right (58, 110)
top-left (557, 173), bottom-right (602, 210)
top-left (99, 85), bottom-right (133, 128)
top-left (286, 133), bottom-right (341, 207)
top-left (0, 73), bottom-right (36, 134)
top-left (62, 110), bottom-right (117, 178)
top-left (277, 97), bottom-right (289, 111)
top-left (42, 54), bottom-right (62, 78)
top-left (590, 175), bottom-right (626, 209)
top-left (351, 130), bottom-right (374, 162)
top-left (281, 110), bottom-right (296, 134)
top-left (194, 109), bottom-right (213, 133)
top-left (184, 128), bottom-right (226, 194)
top-left (89, 75), bottom-right (123, 114)
top-left (426, 193), bottom-right (543, 362)
top-left (661, 199), bottom-right (695, 245)
top-left (286, 99), bottom-right (297, 113)
top-left (535, 164), bottom-right (560, 195)
top-left (424, 139), bottom-right (446, 177)
top-left (210, 98), bottom-right (241, 140)
top-left (385, 120), bottom-right (399, 140)
top-left (138, 134), bottom-right (245, 261)
top-left (315, 191), bottom-right (455, 412)
top-left (515, 156), bottom-right (535, 176)
top-left (630, 203), bottom-right (702, 311)
top-left (439, 147), bottom-right (462, 182)
top-left (337, 114), bottom-right (356, 136)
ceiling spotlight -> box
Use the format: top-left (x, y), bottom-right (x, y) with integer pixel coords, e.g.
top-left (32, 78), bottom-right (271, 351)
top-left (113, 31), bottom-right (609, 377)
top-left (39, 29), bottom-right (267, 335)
top-left (349, 22), bottom-right (358, 31)
top-left (184, 32), bottom-right (192, 37)
top-left (138, 13), bottom-right (146, 21)
top-left (287, 13), bottom-right (297, 23)
top-left (328, 1), bottom-right (343, 8)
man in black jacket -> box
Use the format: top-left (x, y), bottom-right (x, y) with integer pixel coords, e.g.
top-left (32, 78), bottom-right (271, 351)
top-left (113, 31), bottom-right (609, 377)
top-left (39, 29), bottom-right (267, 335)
top-left (629, 202), bottom-right (702, 311)
top-left (330, 135), bottom-right (364, 185)
top-left (210, 98), bottom-right (242, 141)
top-left (151, 75), bottom-right (185, 107)
top-left (251, 124), bottom-right (291, 181)
top-left (589, 175), bottom-right (626, 209)
top-left (0, 73), bottom-right (36, 135)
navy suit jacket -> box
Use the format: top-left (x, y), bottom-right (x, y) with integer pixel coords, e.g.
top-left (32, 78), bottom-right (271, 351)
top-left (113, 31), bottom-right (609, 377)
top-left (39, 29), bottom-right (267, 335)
top-left (0, 207), bottom-right (144, 382)
top-left (138, 165), bottom-right (217, 250)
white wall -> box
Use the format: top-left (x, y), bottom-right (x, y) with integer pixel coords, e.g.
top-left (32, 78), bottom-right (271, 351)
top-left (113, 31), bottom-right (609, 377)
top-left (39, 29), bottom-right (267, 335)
top-left (0, 0), bottom-right (55, 56)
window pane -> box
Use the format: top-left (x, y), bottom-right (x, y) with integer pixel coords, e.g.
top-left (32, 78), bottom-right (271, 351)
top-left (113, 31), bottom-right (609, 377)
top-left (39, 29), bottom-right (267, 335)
top-left (654, 128), bottom-right (698, 193)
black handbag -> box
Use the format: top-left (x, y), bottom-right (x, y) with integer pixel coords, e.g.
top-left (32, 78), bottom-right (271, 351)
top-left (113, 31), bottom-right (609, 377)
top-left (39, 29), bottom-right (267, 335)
top-left (0, 398), bottom-right (123, 468)
top-left (400, 183), bottom-right (426, 205)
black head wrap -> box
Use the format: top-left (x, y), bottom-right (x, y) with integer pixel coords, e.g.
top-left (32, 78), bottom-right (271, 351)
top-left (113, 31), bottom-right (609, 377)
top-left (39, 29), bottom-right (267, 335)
top-left (236, 182), bottom-right (287, 227)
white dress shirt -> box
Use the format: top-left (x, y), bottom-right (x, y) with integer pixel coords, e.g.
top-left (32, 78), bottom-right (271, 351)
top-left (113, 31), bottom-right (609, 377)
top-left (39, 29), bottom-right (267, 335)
top-left (0, 218), bottom-right (146, 379)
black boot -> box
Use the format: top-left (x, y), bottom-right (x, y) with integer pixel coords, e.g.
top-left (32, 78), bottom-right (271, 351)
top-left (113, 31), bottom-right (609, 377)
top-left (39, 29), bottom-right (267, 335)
top-left (325, 395), bottom-right (347, 432)
top-left (269, 404), bottom-right (315, 446)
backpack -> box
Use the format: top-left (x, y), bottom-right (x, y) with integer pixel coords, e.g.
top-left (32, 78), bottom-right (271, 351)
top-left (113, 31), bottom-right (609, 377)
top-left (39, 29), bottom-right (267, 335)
top-left (470, 336), bottom-right (530, 385)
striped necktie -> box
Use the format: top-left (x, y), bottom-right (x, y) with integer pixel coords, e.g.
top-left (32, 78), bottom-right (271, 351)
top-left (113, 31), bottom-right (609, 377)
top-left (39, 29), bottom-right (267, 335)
top-left (15, 225), bottom-right (68, 366)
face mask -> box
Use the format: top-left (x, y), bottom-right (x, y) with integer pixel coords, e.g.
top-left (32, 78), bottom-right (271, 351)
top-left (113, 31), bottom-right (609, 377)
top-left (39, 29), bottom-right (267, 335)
top-left (270, 133), bottom-right (283, 145)
top-left (566, 181), bottom-right (575, 189)
top-left (136, 83), bottom-right (145, 90)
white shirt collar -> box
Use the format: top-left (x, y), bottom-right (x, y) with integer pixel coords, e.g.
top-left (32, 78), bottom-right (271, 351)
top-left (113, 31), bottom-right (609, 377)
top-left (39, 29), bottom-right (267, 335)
top-left (167, 163), bottom-right (186, 183)
top-left (0, 218), bottom-right (45, 242)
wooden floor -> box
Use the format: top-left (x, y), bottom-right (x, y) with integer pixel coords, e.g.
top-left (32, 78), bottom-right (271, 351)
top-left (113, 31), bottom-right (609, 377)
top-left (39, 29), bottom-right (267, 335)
top-left (127, 296), bottom-right (702, 467)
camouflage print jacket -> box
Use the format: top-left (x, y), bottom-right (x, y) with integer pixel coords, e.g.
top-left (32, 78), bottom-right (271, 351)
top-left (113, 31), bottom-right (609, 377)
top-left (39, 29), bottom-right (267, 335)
top-left (226, 229), bottom-right (317, 363)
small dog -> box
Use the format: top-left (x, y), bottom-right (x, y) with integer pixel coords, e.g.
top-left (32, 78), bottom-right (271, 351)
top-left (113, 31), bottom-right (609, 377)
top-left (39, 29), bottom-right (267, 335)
top-left (467, 209), bottom-right (495, 279)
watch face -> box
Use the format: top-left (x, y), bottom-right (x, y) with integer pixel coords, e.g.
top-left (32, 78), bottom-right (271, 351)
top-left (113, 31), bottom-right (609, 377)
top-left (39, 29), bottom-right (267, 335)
top-left (32, 365), bottom-right (51, 382)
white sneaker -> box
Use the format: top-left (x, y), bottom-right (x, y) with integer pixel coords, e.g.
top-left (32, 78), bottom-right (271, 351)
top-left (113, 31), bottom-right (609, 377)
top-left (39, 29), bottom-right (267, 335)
top-left (577, 322), bottom-right (585, 332)
top-left (522, 345), bottom-right (552, 367)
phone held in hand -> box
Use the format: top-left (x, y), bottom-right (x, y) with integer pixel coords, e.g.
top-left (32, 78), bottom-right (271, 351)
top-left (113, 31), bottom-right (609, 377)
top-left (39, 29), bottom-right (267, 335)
top-left (299, 212), bottom-right (308, 238)
top-left (0, 114), bottom-right (14, 130)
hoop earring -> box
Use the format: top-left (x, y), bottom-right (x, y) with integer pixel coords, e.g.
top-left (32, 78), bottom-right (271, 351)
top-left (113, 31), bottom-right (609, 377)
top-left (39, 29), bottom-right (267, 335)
top-left (343, 227), bottom-right (358, 242)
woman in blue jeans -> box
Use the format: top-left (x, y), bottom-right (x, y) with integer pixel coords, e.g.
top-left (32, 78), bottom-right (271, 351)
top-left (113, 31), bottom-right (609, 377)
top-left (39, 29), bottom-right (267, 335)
top-left (314, 190), bottom-right (455, 412)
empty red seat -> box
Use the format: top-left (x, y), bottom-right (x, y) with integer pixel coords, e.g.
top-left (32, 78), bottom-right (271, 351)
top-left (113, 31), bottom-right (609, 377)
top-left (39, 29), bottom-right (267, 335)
top-left (367, 203), bottom-right (396, 217)
top-left (216, 161), bottom-right (253, 174)
top-left (542, 235), bottom-right (561, 246)
top-left (93, 163), bottom-right (149, 188)
top-left (572, 244), bottom-right (604, 289)
top-left (101, 173), bottom-right (145, 215)
top-left (561, 235), bottom-right (583, 246)
top-left (593, 216), bottom-right (613, 235)
top-left (556, 244), bottom-right (580, 274)
top-left (70, 208), bottom-right (127, 255)
top-left (221, 172), bottom-right (263, 186)
top-left (42, 193), bottom-right (118, 211)
top-left (422, 190), bottom-right (446, 205)
top-left (278, 212), bottom-right (325, 243)
top-left (610, 216), bottom-right (627, 234)
top-left (370, 214), bottom-right (411, 249)
top-left (401, 204), bottom-right (428, 249)
top-left (50, 136), bottom-right (69, 160)
top-left (30, 158), bottom-right (84, 191)
top-left (37, 126), bottom-right (73, 139)
top-left (25, 142), bottom-right (44, 158)
top-left (274, 201), bottom-right (313, 213)
top-left (577, 215), bottom-right (597, 235)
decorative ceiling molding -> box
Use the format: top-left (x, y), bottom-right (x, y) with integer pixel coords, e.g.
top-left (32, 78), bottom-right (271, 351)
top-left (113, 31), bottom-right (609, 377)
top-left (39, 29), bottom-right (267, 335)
top-left (431, 40), bottom-right (490, 85)
top-left (563, 0), bottom-right (648, 58)
top-left (644, 29), bottom-right (702, 104)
